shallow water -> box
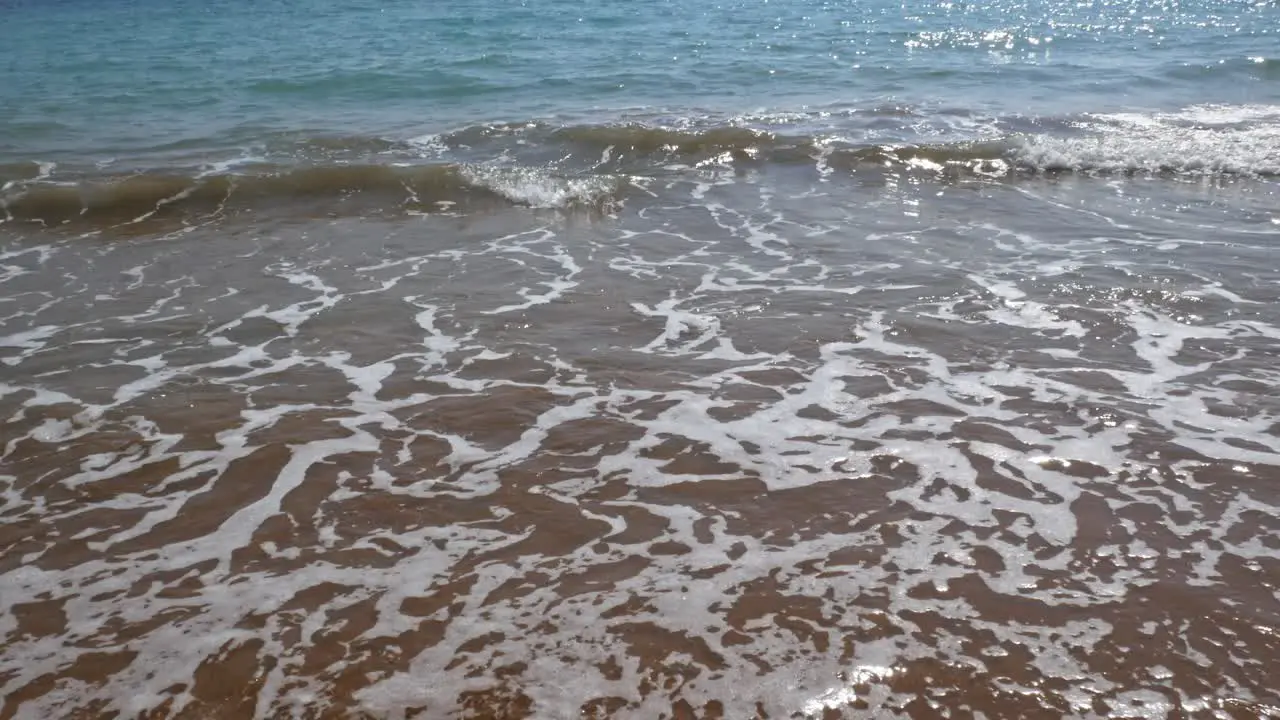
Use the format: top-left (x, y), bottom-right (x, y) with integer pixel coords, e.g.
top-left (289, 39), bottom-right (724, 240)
top-left (4, 166), bottom-right (1280, 718)
top-left (2, 0), bottom-right (1280, 718)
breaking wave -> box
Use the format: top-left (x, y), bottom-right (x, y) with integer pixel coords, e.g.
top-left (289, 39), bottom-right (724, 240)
top-left (3, 104), bottom-right (1276, 229)
top-left (429, 104), bottom-right (1280, 178)
top-left (1017, 105), bottom-right (1280, 176)
top-left (0, 163), bottom-right (625, 228)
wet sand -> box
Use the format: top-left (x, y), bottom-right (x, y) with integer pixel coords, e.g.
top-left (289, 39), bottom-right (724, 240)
top-left (2, 169), bottom-right (1279, 718)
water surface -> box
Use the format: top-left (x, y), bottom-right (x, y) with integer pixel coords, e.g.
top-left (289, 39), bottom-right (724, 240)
top-left (1, 0), bottom-right (1279, 718)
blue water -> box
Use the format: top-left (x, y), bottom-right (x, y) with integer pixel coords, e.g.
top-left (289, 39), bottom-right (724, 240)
top-left (2, 0), bottom-right (1277, 168)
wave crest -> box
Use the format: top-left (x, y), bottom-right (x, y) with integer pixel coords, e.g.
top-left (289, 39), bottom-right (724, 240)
top-left (4, 105), bottom-right (1276, 230)
top-left (431, 106), bottom-right (1280, 178)
top-left (0, 164), bottom-right (623, 228)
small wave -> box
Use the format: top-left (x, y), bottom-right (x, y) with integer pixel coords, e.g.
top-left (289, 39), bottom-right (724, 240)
top-left (4, 104), bottom-right (1276, 231)
top-left (235, 103), bottom-right (1279, 181)
top-left (1098, 103), bottom-right (1280, 128)
top-left (0, 163), bottom-right (623, 228)
top-left (1014, 105), bottom-right (1280, 176)
top-left (553, 124), bottom-right (780, 155)
top-left (1163, 55), bottom-right (1280, 81)
top-left (246, 71), bottom-right (422, 98)
top-left (284, 134), bottom-right (403, 155)
top-left (434, 108), bottom-right (1280, 178)
top-left (0, 160), bottom-right (54, 191)
top-left (1013, 131), bottom-right (1280, 176)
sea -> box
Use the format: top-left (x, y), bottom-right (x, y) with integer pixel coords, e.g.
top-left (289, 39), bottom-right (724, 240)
top-left (1, 0), bottom-right (1278, 717)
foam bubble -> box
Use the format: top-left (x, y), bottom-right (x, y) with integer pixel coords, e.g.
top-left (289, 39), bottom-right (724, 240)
top-left (460, 166), bottom-right (621, 208)
top-left (1016, 105), bottom-right (1280, 176)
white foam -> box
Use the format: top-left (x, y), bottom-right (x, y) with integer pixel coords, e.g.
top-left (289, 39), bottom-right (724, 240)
top-left (0, 162), bottom-right (55, 194)
top-left (1016, 104), bottom-right (1280, 176)
top-left (0, 323), bottom-right (58, 349)
top-left (802, 665), bottom-right (899, 718)
top-left (2, 149), bottom-right (1277, 720)
top-left (461, 166), bottom-right (620, 208)
top-left (632, 298), bottom-right (723, 355)
top-left (195, 155), bottom-right (266, 179)
top-left (479, 229), bottom-right (582, 315)
top-left (405, 133), bottom-right (447, 158)
top-left (968, 273), bottom-right (1088, 337)
top-left (0, 324), bottom-right (60, 366)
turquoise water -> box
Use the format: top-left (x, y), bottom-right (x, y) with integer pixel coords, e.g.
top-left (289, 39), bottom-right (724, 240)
top-left (2, 0), bottom-right (1277, 172)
